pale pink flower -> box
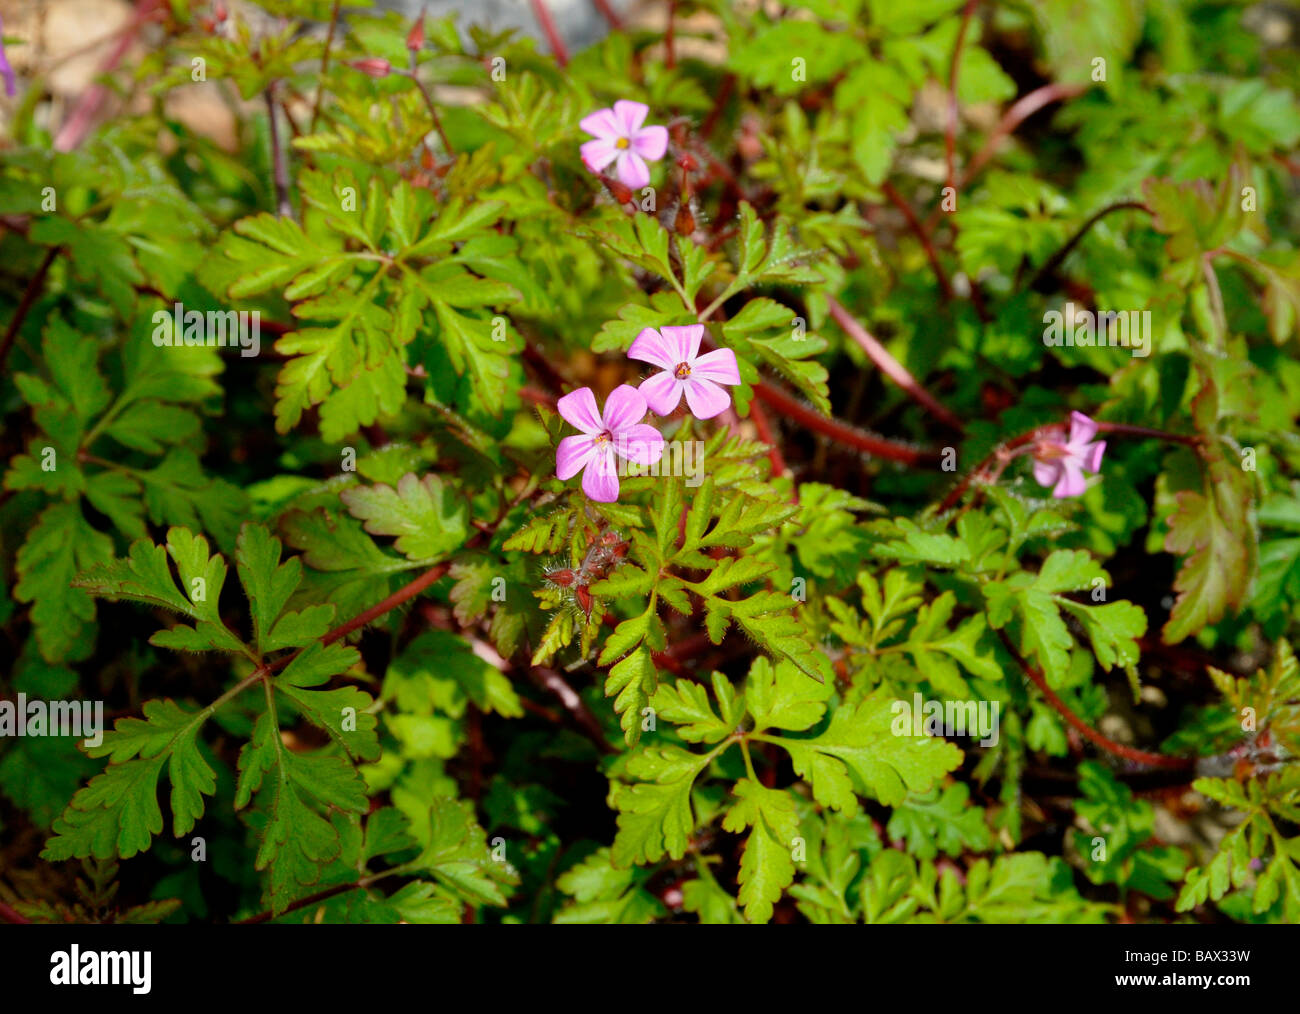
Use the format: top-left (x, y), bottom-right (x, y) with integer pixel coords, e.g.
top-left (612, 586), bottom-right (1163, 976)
top-left (556, 385), bottom-right (665, 503)
top-left (1032, 411), bottom-right (1106, 498)
top-left (627, 324), bottom-right (740, 419)
top-left (579, 100), bottom-right (668, 190)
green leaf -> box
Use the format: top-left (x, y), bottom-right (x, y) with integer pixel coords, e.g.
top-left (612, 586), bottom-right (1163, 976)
top-left (722, 779), bottom-right (799, 923)
top-left (777, 691), bottom-right (964, 814)
top-left (611, 746), bottom-right (710, 867)
top-left (605, 645), bottom-right (660, 747)
top-left (340, 472), bottom-right (469, 562)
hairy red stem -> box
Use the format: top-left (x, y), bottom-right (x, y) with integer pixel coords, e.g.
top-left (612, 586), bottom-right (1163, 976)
top-left (827, 296), bottom-right (964, 433)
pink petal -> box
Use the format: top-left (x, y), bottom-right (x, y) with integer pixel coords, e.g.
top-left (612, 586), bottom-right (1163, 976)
top-left (683, 378), bottom-right (732, 419)
top-left (632, 125), bottom-right (668, 161)
top-left (639, 370), bottom-right (683, 416)
top-left (557, 387), bottom-right (604, 435)
top-left (1033, 459), bottom-right (1062, 491)
top-left (601, 384), bottom-right (648, 433)
top-left (612, 100), bottom-right (649, 137)
top-left (582, 445), bottom-right (620, 502)
top-left (580, 138), bottom-right (619, 174)
top-left (615, 424), bottom-right (665, 465)
top-left (1067, 411), bottom-right (1099, 447)
top-left (1082, 440), bottom-right (1106, 473)
top-left (691, 347), bottom-right (740, 385)
top-left (627, 327), bottom-right (677, 371)
top-left (660, 324), bottom-right (703, 364)
top-left (615, 151), bottom-right (650, 189)
top-left (579, 107), bottom-right (620, 139)
top-left (556, 435), bottom-right (597, 480)
top-left (1053, 460), bottom-right (1087, 498)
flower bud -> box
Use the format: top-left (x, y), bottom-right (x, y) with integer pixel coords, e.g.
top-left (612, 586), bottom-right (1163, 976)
top-left (406, 14), bottom-right (425, 51)
top-left (352, 58), bottom-right (392, 78)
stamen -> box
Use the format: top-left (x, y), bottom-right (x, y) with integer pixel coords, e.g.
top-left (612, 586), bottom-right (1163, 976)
top-left (615, 137), bottom-right (630, 150)
top-left (674, 362), bottom-right (691, 379)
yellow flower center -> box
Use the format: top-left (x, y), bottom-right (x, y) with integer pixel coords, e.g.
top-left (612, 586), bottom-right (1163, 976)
top-left (674, 362), bottom-right (692, 379)
top-left (615, 137), bottom-right (630, 150)
top-left (594, 430), bottom-right (613, 445)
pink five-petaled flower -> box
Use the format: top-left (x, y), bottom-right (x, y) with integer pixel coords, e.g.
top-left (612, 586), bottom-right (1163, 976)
top-left (1032, 411), bottom-right (1107, 498)
top-left (556, 385), bottom-right (664, 503)
top-left (627, 324), bottom-right (741, 420)
top-left (579, 100), bottom-right (668, 190)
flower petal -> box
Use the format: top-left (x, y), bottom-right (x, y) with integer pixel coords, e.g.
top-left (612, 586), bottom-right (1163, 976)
top-left (627, 327), bottom-right (677, 370)
top-left (1033, 459), bottom-right (1062, 491)
top-left (691, 347), bottom-right (740, 385)
top-left (580, 138), bottom-right (619, 174)
top-left (683, 377), bottom-right (732, 419)
top-left (1081, 439), bottom-right (1106, 474)
top-left (612, 100), bottom-right (649, 137)
top-left (556, 435), bottom-right (597, 480)
top-left (632, 124), bottom-right (668, 161)
top-left (602, 384), bottom-right (648, 433)
top-left (1067, 411), bottom-right (1099, 447)
top-left (639, 370), bottom-right (683, 416)
top-left (660, 324), bottom-right (703, 364)
top-left (615, 151), bottom-right (650, 190)
top-left (1053, 460), bottom-right (1087, 498)
top-left (615, 424), bottom-right (666, 465)
top-left (582, 445), bottom-right (620, 502)
top-left (579, 107), bottom-right (620, 139)
top-left (556, 387), bottom-right (604, 434)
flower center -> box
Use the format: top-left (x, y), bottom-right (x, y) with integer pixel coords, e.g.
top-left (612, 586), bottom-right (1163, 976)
top-left (673, 362), bottom-right (692, 379)
top-left (615, 137), bottom-right (630, 150)
top-left (1035, 440), bottom-right (1070, 461)
top-left (593, 430), bottom-right (613, 445)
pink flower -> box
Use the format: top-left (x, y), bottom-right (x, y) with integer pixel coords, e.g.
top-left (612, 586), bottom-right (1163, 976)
top-left (579, 100), bottom-right (668, 190)
top-left (556, 385), bottom-right (665, 503)
top-left (627, 324), bottom-right (741, 419)
top-left (1032, 411), bottom-right (1106, 498)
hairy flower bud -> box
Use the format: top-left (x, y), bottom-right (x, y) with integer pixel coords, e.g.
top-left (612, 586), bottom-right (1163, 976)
top-left (352, 58), bottom-right (392, 78)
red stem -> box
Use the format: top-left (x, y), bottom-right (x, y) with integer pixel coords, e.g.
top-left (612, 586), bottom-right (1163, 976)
top-left (946, 0), bottom-right (980, 197)
top-left (753, 382), bottom-right (938, 466)
top-left (54, 0), bottom-right (164, 151)
top-left (827, 296), bottom-right (964, 433)
top-left (0, 245), bottom-right (59, 369)
top-left (880, 181), bottom-right (954, 301)
top-left (998, 631), bottom-right (1194, 771)
top-left (590, 0), bottom-right (623, 30)
top-left (747, 396), bottom-right (790, 480)
top-left (665, 0), bottom-right (677, 69)
top-left (0, 900), bottom-right (31, 924)
top-left (529, 0), bottom-right (570, 66)
top-left (926, 81), bottom-right (1087, 232)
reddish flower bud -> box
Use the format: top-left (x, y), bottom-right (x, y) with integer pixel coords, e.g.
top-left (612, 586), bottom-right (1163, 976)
top-left (545, 568), bottom-right (577, 588)
top-left (575, 586), bottom-right (593, 617)
top-left (602, 175), bottom-right (633, 205)
top-left (352, 58), bottom-right (392, 78)
top-left (215, 0), bottom-right (228, 21)
top-left (676, 152), bottom-right (698, 172)
top-left (675, 203), bottom-right (695, 237)
top-left (406, 14), bottom-right (425, 51)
